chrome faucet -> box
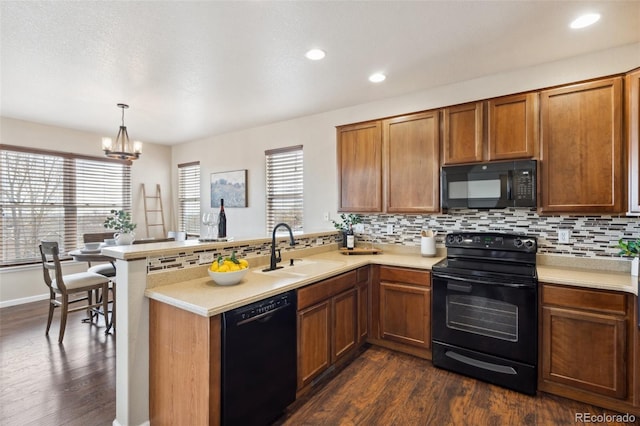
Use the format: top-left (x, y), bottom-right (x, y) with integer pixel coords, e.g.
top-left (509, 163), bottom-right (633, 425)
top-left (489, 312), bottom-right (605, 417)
top-left (264, 223), bottom-right (296, 271)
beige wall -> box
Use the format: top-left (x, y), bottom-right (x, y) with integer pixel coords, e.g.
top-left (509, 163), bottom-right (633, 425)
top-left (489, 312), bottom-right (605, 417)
top-left (172, 42), bottom-right (640, 239)
top-left (0, 117), bottom-right (172, 306)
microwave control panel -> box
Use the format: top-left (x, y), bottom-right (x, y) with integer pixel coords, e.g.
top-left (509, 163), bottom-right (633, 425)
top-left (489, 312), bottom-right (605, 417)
top-left (512, 169), bottom-right (536, 205)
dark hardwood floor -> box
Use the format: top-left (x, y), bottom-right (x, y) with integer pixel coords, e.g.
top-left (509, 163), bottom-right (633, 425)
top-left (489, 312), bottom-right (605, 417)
top-left (0, 300), bottom-right (115, 426)
top-left (278, 346), bottom-right (638, 426)
top-left (1, 300), bottom-right (637, 426)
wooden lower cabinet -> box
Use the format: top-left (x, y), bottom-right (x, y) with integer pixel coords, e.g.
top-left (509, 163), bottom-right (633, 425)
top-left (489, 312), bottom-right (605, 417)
top-left (635, 296), bottom-right (640, 410)
top-left (149, 300), bottom-right (221, 426)
top-left (297, 300), bottom-right (332, 389)
top-left (332, 288), bottom-right (358, 361)
top-left (539, 283), bottom-right (639, 415)
top-left (370, 265), bottom-right (431, 359)
top-left (357, 278), bottom-right (369, 343)
top-left (297, 267), bottom-right (370, 391)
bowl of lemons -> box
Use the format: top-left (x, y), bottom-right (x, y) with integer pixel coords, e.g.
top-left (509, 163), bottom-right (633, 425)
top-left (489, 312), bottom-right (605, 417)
top-left (208, 251), bottom-right (249, 286)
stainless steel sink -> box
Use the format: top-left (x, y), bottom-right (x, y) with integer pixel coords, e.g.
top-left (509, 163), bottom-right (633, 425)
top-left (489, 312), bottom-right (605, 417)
top-left (253, 259), bottom-right (345, 278)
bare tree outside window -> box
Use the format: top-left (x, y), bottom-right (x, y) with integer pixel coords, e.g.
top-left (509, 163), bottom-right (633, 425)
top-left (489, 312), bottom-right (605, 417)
top-left (0, 145), bottom-right (131, 266)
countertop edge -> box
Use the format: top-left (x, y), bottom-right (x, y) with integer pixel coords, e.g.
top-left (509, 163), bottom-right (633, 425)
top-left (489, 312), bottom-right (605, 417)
top-left (145, 251), bottom-right (638, 318)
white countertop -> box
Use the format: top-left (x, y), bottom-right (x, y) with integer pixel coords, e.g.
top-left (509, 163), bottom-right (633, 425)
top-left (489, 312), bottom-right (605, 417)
top-left (145, 249), bottom-right (638, 318)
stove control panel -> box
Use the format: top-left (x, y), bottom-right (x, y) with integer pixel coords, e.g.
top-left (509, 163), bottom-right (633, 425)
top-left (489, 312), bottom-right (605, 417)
top-left (445, 232), bottom-right (537, 253)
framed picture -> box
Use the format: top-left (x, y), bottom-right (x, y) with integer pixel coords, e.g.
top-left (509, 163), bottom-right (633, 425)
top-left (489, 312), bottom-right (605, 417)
top-left (211, 169), bottom-right (247, 208)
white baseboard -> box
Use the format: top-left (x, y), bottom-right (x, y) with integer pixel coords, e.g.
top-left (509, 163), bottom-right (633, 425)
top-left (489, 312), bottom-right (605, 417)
top-left (0, 293), bottom-right (48, 308)
top-left (112, 420), bottom-right (150, 426)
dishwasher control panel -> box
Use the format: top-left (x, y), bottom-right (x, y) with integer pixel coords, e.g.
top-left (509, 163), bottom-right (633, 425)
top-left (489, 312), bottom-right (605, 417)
top-left (231, 291), bottom-right (295, 323)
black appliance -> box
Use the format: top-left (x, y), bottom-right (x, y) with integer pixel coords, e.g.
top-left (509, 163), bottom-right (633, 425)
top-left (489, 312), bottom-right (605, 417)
top-left (431, 232), bottom-right (538, 395)
top-left (441, 159), bottom-right (536, 209)
top-left (221, 291), bottom-right (297, 426)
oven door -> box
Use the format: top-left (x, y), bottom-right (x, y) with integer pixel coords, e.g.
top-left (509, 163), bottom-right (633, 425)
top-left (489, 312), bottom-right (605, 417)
top-left (432, 273), bottom-right (537, 365)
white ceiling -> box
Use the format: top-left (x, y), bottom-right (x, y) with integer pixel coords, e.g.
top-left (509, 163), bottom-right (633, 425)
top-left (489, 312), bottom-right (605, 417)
top-left (1, 1), bottom-right (639, 145)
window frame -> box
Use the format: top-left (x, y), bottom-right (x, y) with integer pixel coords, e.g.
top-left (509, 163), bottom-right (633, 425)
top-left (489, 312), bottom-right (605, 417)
top-left (0, 144), bottom-right (131, 267)
top-left (177, 161), bottom-right (201, 237)
top-left (265, 145), bottom-right (304, 234)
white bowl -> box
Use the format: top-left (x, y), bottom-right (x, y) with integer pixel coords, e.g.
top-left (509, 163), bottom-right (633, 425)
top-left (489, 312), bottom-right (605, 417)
top-left (208, 267), bottom-right (248, 286)
top-left (84, 242), bottom-right (102, 251)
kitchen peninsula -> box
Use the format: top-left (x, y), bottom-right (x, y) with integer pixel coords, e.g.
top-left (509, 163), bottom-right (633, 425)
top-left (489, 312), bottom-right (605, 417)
top-left (102, 233), bottom-right (638, 426)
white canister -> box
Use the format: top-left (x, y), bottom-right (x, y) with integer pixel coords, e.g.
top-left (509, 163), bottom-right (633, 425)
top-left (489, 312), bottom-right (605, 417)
top-left (421, 236), bottom-right (436, 257)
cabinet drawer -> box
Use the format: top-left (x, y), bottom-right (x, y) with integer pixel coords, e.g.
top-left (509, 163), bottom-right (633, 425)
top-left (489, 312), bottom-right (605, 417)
top-left (379, 266), bottom-right (430, 287)
top-left (542, 284), bottom-right (628, 315)
top-left (298, 270), bottom-right (357, 310)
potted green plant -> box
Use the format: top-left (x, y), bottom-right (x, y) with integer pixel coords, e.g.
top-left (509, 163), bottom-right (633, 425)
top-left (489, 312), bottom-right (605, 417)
top-left (332, 214), bottom-right (362, 247)
top-left (616, 238), bottom-right (639, 276)
top-left (104, 209), bottom-right (137, 245)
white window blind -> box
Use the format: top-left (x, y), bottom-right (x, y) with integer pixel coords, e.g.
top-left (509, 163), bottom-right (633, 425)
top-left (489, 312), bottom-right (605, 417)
top-left (0, 144), bottom-right (131, 266)
top-left (178, 161), bottom-right (201, 236)
top-left (265, 145), bottom-right (303, 234)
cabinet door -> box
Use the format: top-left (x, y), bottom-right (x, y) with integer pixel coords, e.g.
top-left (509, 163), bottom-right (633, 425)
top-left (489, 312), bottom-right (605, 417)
top-left (357, 280), bottom-right (369, 344)
top-left (541, 306), bottom-right (627, 399)
top-left (442, 101), bottom-right (484, 165)
top-left (337, 121), bottom-right (383, 212)
top-left (332, 288), bottom-right (358, 363)
top-left (379, 282), bottom-right (431, 349)
top-left (297, 300), bottom-right (331, 389)
top-left (540, 77), bottom-right (623, 213)
top-left (149, 301), bottom-right (220, 426)
top-left (627, 69), bottom-right (640, 214)
top-left (635, 297), bottom-right (640, 409)
top-left (384, 111), bottom-right (440, 213)
top-left (488, 93), bottom-right (538, 160)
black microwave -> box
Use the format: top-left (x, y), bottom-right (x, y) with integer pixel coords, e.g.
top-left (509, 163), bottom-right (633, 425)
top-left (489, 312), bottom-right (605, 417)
top-left (441, 160), bottom-right (537, 209)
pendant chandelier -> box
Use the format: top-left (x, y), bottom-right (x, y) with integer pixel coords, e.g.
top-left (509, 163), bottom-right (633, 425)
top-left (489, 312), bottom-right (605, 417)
top-left (102, 103), bottom-right (142, 161)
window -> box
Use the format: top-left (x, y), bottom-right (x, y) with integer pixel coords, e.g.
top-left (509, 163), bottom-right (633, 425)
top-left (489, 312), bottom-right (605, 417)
top-left (0, 144), bottom-right (131, 266)
top-left (265, 145), bottom-right (303, 233)
top-left (178, 161), bottom-right (201, 236)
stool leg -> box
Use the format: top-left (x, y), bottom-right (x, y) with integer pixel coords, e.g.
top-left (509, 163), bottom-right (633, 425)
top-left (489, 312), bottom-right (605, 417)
top-left (58, 294), bottom-right (69, 343)
top-left (45, 291), bottom-right (55, 336)
top-left (102, 283), bottom-right (110, 334)
top-left (105, 282), bottom-right (116, 334)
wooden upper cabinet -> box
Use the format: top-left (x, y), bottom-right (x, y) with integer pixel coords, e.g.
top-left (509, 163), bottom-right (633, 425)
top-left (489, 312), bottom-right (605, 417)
top-left (383, 111), bottom-right (440, 213)
top-left (337, 121), bottom-right (383, 212)
top-left (626, 69), bottom-right (640, 215)
top-left (488, 92), bottom-right (538, 160)
top-left (540, 77), bottom-right (623, 213)
top-left (442, 101), bottom-right (483, 165)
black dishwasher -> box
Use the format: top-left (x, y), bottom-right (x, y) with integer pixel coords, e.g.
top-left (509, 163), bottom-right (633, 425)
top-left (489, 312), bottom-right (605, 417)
top-left (221, 290), bottom-right (297, 426)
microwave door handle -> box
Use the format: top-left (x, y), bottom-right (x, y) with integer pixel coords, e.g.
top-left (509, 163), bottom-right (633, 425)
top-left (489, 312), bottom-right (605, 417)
top-left (506, 170), bottom-right (513, 200)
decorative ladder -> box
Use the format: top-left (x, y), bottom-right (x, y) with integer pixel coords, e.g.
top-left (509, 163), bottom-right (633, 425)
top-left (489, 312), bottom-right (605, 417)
top-left (141, 184), bottom-right (166, 238)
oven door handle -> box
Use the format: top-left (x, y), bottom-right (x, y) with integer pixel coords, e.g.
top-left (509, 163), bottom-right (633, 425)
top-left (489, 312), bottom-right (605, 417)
top-left (434, 272), bottom-right (535, 288)
top-left (445, 350), bottom-right (517, 375)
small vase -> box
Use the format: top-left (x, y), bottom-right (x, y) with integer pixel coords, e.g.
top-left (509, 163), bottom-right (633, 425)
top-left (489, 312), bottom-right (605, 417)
top-left (631, 257), bottom-right (639, 277)
top-left (114, 231), bottom-right (135, 245)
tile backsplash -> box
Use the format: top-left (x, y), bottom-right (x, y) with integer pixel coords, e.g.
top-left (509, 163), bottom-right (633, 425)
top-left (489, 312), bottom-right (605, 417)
top-left (358, 208), bottom-right (639, 258)
top-left (146, 209), bottom-right (637, 274)
top-left (147, 233), bottom-right (340, 274)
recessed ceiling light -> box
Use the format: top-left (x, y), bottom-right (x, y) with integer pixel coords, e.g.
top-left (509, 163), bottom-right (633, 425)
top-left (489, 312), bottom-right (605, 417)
top-left (570, 13), bottom-right (601, 29)
top-left (305, 49), bottom-right (326, 60)
top-left (369, 73), bottom-right (386, 83)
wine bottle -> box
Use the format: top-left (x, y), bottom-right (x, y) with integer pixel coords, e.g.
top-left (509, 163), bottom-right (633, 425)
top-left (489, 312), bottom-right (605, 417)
top-left (217, 198), bottom-right (227, 238)
top-left (346, 224), bottom-right (355, 250)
